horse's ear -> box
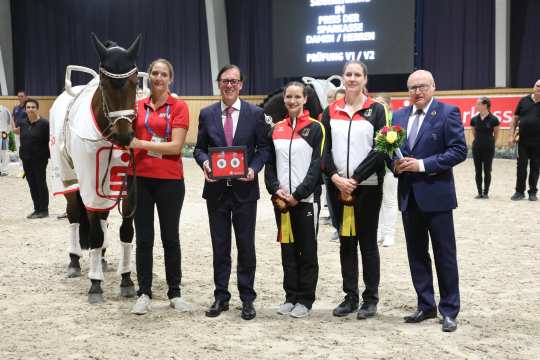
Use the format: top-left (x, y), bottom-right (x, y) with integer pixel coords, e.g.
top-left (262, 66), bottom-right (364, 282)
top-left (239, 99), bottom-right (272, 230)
top-left (91, 32), bottom-right (107, 62)
top-left (127, 34), bottom-right (142, 61)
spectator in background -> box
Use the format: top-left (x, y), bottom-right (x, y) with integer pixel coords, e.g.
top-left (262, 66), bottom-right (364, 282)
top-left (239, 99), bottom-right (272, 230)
top-left (0, 105), bottom-right (11, 176)
top-left (11, 90), bottom-right (27, 175)
top-left (374, 94), bottom-right (398, 247)
top-left (12, 99), bottom-right (50, 218)
top-left (470, 97), bottom-right (499, 199)
top-left (509, 79), bottom-right (540, 201)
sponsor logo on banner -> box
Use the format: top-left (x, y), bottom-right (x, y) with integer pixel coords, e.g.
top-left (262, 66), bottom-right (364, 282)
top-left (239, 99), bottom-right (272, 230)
top-left (390, 94), bottom-right (526, 129)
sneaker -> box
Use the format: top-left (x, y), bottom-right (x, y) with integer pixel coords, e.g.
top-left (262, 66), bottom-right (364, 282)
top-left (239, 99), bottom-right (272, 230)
top-left (511, 192), bottom-right (525, 201)
top-left (277, 302), bottom-right (295, 315)
top-left (356, 303), bottom-right (377, 320)
top-left (170, 296), bottom-right (191, 312)
top-left (529, 193), bottom-right (538, 201)
top-left (131, 294), bottom-right (151, 315)
top-left (330, 230), bottom-right (339, 242)
top-left (290, 303), bottom-right (310, 318)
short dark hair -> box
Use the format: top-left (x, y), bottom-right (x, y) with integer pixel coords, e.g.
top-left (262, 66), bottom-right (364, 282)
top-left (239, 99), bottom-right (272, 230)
top-left (24, 98), bottom-right (39, 109)
top-left (217, 64), bottom-right (243, 82)
top-left (16, 90), bottom-right (26, 96)
top-left (479, 97), bottom-right (491, 110)
top-left (283, 81), bottom-right (307, 97)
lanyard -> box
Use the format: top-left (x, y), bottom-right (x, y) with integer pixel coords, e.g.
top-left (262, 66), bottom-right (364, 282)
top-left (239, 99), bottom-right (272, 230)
top-left (144, 104), bottom-right (171, 140)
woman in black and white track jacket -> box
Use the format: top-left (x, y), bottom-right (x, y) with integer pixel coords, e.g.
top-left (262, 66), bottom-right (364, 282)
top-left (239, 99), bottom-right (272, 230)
top-left (265, 81), bottom-right (325, 319)
top-left (321, 60), bottom-right (387, 320)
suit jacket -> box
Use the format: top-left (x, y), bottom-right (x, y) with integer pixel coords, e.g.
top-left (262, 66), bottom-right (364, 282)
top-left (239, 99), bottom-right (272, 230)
top-left (193, 100), bottom-right (271, 203)
top-left (392, 99), bottom-right (467, 212)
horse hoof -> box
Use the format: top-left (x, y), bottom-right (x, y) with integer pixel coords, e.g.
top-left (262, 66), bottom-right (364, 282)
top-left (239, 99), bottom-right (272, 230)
top-left (88, 293), bottom-right (105, 304)
top-left (66, 267), bottom-right (81, 278)
top-left (120, 286), bottom-right (136, 298)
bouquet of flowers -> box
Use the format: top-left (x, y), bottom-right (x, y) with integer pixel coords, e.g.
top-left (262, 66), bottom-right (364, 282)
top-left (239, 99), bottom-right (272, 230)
top-left (375, 125), bottom-right (406, 159)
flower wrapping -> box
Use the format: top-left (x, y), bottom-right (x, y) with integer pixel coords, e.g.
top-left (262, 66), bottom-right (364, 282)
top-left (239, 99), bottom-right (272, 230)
top-left (375, 125), bottom-right (406, 159)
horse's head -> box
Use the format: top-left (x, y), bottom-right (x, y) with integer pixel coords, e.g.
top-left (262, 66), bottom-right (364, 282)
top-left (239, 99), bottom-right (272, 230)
top-left (91, 33), bottom-right (142, 147)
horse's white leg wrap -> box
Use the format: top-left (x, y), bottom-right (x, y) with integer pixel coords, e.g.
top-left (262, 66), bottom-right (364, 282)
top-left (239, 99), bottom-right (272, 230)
top-left (68, 223), bottom-right (82, 257)
top-left (88, 248), bottom-right (104, 281)
top-left (117, 242), bottom-right (133, 275)
top-left (100, 220), bottom-right (109, 249)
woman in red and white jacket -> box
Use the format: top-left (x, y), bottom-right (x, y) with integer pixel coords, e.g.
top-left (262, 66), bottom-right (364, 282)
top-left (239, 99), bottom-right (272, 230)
top-left (265, 81), bottom-right (325, 318)
top-left (322, 60), bottom-right (387, 320)
top-left (128, 58), bottom-right (190, 315)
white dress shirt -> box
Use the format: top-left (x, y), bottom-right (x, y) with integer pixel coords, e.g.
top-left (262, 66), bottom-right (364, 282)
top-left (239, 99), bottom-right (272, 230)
top-left (220, 98), bottom-right (241, 138)
top-left (407, 97), bottom-right (434, 172)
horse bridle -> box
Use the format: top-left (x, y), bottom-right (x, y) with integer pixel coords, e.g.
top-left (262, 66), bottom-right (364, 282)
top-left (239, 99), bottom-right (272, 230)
top-left (97, 65), bottom-right (139, 219)
top-left (98, 65), bottom-right (138, 139)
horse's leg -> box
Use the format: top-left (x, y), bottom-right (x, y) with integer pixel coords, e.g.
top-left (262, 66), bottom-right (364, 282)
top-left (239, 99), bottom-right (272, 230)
top-left (65, 192), bottom-right (82, 278)
top-left (118, 194), bottom-right (136, 298)
top-left (86, 210), bottom-right (108, 304)
top-left (100, 218), bottom-right (112, 272)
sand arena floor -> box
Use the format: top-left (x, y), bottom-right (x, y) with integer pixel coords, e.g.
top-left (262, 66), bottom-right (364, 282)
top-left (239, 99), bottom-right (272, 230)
top-left (0, 158), bottom-right (539, 359)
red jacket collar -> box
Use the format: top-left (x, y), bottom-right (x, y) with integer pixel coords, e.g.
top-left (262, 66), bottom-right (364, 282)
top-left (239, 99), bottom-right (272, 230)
top-left (284, 109), bottom-right (311, 127)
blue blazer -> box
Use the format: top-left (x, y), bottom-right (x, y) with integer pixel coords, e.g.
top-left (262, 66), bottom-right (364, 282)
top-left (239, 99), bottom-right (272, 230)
top-left (392, 99), bottom-right (467, 212)
top-left (193, 100), bottom-right (271, 203)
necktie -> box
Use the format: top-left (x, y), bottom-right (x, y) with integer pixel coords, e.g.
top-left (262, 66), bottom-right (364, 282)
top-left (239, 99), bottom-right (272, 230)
top-left (224, 106), bottom-right (234, 146)
top-left (408, 109), bottom-right (423, 149)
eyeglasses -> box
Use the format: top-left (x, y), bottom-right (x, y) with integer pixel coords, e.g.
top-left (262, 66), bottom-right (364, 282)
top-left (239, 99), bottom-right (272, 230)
top-left (408, 84), bottom-right (430, 93)
top-left (219, 79), bottom-right (241, 86)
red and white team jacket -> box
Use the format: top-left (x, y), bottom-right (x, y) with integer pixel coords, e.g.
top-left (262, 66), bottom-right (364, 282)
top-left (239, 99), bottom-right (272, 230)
top-left (322, 97), bottom-right (386, 185)
top-left (265, 110), bottom-right (325, 203)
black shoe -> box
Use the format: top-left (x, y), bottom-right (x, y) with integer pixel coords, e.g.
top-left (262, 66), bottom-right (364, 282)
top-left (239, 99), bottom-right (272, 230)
top-left (33, 211), bottom-right (49, 219)
top-left (356, 303), bottom-right (377, 320)
top-left (404, 308), bottom-right (437, 323)
top-left (474, 194), bottom-right (483, 199)
top-left (441, 316), bottom-right (457, 332)
top-left (529, 193), bottom-right (538, 201)
top-left (511, 192), bottom-right (525, 201)
top-left (332, 300), bottom-right (358, 317)
top-left (26, 211), bottom-right (37, 219)
top-left (241, 301), bottom-right (256, 320)
top-left (205, 300), bottom-right (229, 318)
top-left (482, 193), bottom-right (489, 199)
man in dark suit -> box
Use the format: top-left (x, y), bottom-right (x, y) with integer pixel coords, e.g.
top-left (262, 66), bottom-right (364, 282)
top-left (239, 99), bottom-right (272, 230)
top-left (194, 64), bottom-right (270, 320)
top-left (392, 70), bottom-right (467, 332)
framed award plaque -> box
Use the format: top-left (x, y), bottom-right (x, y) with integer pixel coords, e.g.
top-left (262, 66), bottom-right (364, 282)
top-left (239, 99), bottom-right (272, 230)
top-left (208, 146), bottom-right (247, 179)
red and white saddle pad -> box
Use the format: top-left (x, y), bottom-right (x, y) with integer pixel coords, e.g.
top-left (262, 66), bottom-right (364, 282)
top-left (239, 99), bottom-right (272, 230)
top-left (49, 78), bottom-right (130, 211)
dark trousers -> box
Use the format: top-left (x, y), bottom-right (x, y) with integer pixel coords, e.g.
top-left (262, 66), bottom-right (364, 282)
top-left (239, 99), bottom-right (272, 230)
top-left (133, 177), bottom-right (185, 299)
top-left (207, 191), bottom-right (257, 303)
top-left (472, 143), bottom-right (495, 195)
top-left (275, 202), bottom-right (319, 309)
top-left (402, 193), bottom-right (460, 318)
top-left (329, 184), bottom-right (382, 305)
top-left (22, 158), bottom-right (49, 212)
top-left (322, 174), bottom-right (338, 230)
top-left (515, 142), bottom-right (540, 195)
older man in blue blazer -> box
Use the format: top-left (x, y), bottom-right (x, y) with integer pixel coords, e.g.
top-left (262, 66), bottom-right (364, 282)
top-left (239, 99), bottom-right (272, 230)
top-left (194, 64), bottom-right (270, 320)
top-left (393, 70), bottom-right (467, 332)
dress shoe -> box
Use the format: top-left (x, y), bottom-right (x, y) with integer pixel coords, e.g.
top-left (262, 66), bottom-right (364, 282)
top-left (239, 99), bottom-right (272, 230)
top-left (332, 300), bottom-right (358, 317)
top-left (404, 308), bottom-right (437, 323)
top-left (356, 303), bottom-right (377, 320)
top-left (441, 316), bottom-right (457, 332)
top-left (32, 211), bottom-right (49, 219)
top-left (511, 192), bottom-right (525, 201)
top-left (26, 211), bottom-right (37, 219)
top-left (205, 300), bottom-right (229, 318)
top-left (482, 193), bottom-right (489, 199)
top-left (529, 193), bottom-right (538, 201)
top-left (241, 301), bottom-right (256, 320)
